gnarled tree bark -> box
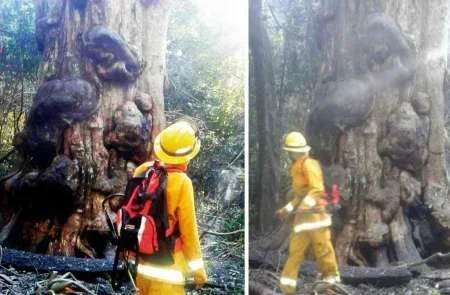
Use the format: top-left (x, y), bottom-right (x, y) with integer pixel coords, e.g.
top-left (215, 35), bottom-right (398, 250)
top-left (0, 0), bottom-right (171, 258)
top-left (306, 0), bottom-right (450, 267)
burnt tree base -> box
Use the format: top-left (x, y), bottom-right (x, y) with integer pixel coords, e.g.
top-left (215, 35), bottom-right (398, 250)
top-left (0, 247), bottom-right (120, 273)
top-left (339, 264), bottom-right (412, 286)
top-left (0, 247), bottom-right (236, 290)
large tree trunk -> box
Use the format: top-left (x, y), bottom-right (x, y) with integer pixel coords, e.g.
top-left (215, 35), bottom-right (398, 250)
top-left (307, 0), bottom-right (450, 266)
top-left (0, 0), bottom-right (171, 258)
top-left (250, 0), bottom-right (281, 232)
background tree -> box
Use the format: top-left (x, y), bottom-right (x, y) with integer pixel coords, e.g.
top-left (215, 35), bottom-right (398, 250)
top-left (250, 0), bottom-right (281, 232)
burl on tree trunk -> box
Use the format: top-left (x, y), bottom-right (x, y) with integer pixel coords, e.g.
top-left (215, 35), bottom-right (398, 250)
top-left (306, 1), bottom-right (450, 267)
top-left (0, 0), bottom-right (171, 258)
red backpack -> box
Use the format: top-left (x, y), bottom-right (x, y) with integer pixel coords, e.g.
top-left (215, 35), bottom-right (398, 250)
top-left (103, 161), bottom-right (182, 288)
top-left (115, 161), bottom-right (180, 264)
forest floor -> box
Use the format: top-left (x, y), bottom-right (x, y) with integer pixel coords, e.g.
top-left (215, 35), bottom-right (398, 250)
top-left (250, 265), bottom-right (448, 295)
top-left (0, 266), bottom-right (445, 294)
top-left (0, 199), bottom-right (244, 294)
top-left (297, 275), bottom-right (443, 295)
top-left (194, 200), bottom-right (245, 294)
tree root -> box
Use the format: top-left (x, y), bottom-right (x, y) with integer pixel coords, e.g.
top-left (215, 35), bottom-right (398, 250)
top-left (313, 281), bottom-right (353, 295)
top-left (249, 269), bottom-right (283, 295)
top-left (36, 272), bottom-right (96, 295)
top-left (0, 209), bottom-right (22, 244)
top-left (394, 252), bottom-right (450, 270)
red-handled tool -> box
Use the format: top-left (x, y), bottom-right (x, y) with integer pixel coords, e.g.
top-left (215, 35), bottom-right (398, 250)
top-left (296, 184), bottom-right (342, 215)
top-left (331, 184), bottom-right (340, 205)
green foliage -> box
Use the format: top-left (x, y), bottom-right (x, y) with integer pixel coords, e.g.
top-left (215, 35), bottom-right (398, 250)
top-left (166, 0), bottom-right (244, 196)
top-left (222, 204), bottom-right (244, 256)
top-left (0, 160), bottom-right (13, 177)
top-left (0, 0), bottom-right (40, 168)
top-left (0, 0), bottom-right (39, 79)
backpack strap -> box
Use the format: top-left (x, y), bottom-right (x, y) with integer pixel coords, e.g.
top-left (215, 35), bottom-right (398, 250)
top-left (165, 163), bottom-right (188, 173)
top-left (149, 167), bottom-right (168, 230)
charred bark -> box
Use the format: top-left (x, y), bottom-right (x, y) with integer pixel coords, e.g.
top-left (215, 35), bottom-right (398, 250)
top-left (0, 247), bottom-right (119, 273)
top-left (0, 0), bottom-right (171, 258)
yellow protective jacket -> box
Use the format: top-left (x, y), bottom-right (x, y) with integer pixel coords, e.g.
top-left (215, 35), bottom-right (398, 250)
top-left (133, 162), bottom-right (206, 290)
top-left (283, 156), bottom-right (331, 233)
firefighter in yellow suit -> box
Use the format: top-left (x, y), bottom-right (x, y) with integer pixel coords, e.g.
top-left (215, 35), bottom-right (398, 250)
top-left (277, 131), bottom-right (340, 294)
top-left (134, 120), bottom-right (207, 295)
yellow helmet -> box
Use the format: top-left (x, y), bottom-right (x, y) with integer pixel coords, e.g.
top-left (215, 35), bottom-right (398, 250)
top-left (153, 120), bottom-right (201, 164)
top-left (283, 131), bottom-right (311, 153)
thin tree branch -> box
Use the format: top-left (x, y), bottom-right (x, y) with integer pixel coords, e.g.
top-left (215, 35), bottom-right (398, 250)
top-left (0, 148), bottom-right (16, 163)
top-left (202, 229), bottom-right (244, 236)
top-left (226, 148), bottom-right (244, 169)
top-left (266, 1), bottom-right (302, 38)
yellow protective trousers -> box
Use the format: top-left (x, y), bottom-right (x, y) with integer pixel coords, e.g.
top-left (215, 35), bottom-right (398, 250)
top-left (280, 227), bottom-right (339, 294)
top-left (135, 251), bottom-right (188, 295)
top-left (136, 276), bottom-right (186, 295)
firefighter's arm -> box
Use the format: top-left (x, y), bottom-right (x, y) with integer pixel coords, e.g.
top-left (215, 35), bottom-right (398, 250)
top-left (300, 159), bottom-right (325, 210)
top-left (276, 191), bottom-right (302, 217)
top-left (276, 162), bottom-right (306, 217)
top-left (178, 177), bottom-right (207, 288)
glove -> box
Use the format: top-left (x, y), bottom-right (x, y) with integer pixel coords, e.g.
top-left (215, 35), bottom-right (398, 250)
top-left (193, 268), bottom-right (207, 289)
top-left (299, 202), bottom-right (314, 211)
top-left (298, 195), bottom-right (318, 211)
top-left (275, 207), bottom-right (288, 220)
